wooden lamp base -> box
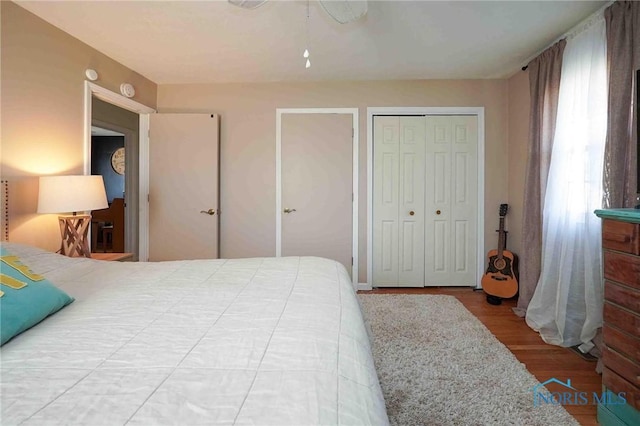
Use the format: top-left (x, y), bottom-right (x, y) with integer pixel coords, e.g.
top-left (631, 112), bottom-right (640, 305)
top-left (58, 215), bottom-right (92, 258)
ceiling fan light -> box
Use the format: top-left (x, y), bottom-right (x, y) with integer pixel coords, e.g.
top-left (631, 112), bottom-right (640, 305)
top-left (303, 49), bottom-right (310, 58)
top-left (227, 0), bottom-right (268, 10)
top-left (318, 0), bottom-right (368, 24)
top-left (305, 58), bottom-right (311, 68)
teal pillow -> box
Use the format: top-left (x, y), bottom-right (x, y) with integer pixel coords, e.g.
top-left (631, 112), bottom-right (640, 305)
top-left (0, 247), bottom-right (74, 345)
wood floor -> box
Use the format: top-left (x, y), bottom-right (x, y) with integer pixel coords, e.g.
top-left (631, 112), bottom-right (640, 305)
top-left (362, 287), bottom-right (601, 426)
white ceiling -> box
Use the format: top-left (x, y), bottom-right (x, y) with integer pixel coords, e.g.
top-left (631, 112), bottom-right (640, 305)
top-left (16, 0), bottom-right (608, 84)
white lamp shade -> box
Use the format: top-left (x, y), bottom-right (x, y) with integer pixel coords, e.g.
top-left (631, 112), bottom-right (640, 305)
top-left (37, 175), bottom-right (109, 214)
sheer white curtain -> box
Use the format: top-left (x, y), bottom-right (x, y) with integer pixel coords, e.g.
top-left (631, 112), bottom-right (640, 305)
top-left (525, 15), bottom-right (608, 351)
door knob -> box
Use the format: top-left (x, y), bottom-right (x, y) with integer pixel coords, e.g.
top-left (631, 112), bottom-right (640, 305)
top-left (283, 208), bottom-right (297, 214)
top-left (436, 210), bottom-right (441, 215)
top-left (200, 209), bottom-right (217, 215)
top-left (409, 211), bottom-right (415, 216)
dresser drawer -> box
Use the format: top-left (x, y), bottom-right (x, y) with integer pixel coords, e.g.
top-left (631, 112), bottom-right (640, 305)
top-left (605, 281), bottom-right (640, 313)
top-left (604, 302), bottom-right (640, 336)
top-left (603, 219), bottom-right (640, 255)
top-left (604, 324), bottom-right (640, 361)
top-left (603, 367), bottom-right (640, 411)
top-left (603, 346), bottom-right (640, 387)
top-left (604, 251), bottom-right (640, 289)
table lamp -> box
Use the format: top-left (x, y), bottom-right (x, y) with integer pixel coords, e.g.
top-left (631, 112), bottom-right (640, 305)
top-left (37, 175), bottom-right (108, 258)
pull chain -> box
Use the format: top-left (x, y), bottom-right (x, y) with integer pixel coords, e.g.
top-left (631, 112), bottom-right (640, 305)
top-left (303, 0), bottom-right (311, 68)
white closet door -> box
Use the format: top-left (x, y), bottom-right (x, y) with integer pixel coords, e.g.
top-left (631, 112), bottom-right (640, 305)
top-left (373, 116), bottom-right (425, 287)
top-left (424, 115), bottom-right (477, 286)
top-left (373, 116), bottom-right (400, 286)
top-left (398, 117), bottom-right (426, 286)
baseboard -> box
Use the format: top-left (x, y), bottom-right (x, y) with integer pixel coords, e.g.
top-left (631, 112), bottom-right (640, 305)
top-left (357, 282), bottom-right (372, 291)
top-left (357, 283), bottom-right (479, 291)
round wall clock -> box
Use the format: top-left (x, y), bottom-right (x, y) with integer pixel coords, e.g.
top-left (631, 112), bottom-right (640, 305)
top-left (111, 147), bottom-right (125, 175)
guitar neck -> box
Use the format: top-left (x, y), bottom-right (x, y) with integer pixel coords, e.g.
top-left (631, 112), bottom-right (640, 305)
top-left (497, 217), bottom-right (506, 259)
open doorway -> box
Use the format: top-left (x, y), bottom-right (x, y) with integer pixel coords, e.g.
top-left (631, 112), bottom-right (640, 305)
top-left (90, 97), bottom-right (139, 258)
top-left (90, 126), bottom-right (125, 253)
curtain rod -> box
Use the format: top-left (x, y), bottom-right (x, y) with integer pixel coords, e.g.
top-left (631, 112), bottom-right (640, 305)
top-left (521, 0), bottom-right (613, 71)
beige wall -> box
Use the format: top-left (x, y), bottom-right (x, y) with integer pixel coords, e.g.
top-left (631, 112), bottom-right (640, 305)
top-left (0, 2), bottom-right (157, 250)
top-left (506, 70), bottom-right (531, 261)
top-left (158, 80), bottom-right (510, 283)
top-left (0, 1), bottom-right (533, 286)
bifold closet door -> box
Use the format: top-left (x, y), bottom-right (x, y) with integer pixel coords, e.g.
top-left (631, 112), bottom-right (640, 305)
top-left (373, 116), bottom-right (425, 287)
top-left (424, 115), bottom-right (478, 286)
top-left (373, 114), bottom-right (478, 287)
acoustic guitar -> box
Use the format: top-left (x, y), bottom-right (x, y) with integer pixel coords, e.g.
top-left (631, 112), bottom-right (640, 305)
top-left (481, 204), bottom-right (518, 301)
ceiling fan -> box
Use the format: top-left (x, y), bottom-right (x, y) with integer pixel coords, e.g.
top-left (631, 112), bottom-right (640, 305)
top-left (228, 0), bottom-right (368, 24)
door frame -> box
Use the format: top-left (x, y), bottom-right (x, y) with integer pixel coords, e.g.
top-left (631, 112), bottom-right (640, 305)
top-left (83, 81), bottom-right (155, 261)
top-left (366, 107), bottom-right (485, 290)
top-left (275, 108), bottom-right (359, 285)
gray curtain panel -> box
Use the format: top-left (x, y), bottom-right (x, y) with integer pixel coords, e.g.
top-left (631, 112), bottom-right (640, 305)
top-left (514, 40), bottom-right (566, 317)
top-left (603, 0), bottom-right (639, 208)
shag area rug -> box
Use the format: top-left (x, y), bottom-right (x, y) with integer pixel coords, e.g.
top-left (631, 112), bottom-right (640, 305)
top-left (357, 294), bottom-right (580, 426)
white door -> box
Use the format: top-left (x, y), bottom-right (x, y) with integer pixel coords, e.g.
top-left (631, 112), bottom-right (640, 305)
top-left (424, 115), bottom-right (477, 286)
top-left (148, 113), bottom-right (220, 261)
top-left (372, 115), bottom-right (477, 287)
top-left (373, 116), bottom-right (425, 287)
top-left (281, 113), bottom-right (353, 274)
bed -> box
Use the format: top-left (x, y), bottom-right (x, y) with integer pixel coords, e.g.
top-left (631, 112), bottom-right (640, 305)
top-left (0, 243), bottom-right (388, 425)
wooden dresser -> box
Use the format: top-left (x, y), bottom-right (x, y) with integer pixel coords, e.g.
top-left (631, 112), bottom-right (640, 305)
top-left (595, 209), bottom-right (640, 426)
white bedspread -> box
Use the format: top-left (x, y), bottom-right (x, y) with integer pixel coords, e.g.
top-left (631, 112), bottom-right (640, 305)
top-left (0, 243), bottom-right (388, 425)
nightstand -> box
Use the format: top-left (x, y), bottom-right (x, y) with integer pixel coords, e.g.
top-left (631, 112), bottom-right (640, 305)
top-left (90, 252), bottom-right (134, 262)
